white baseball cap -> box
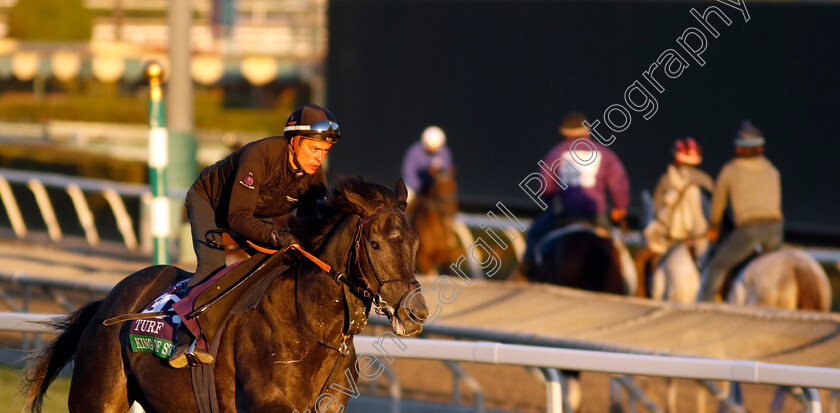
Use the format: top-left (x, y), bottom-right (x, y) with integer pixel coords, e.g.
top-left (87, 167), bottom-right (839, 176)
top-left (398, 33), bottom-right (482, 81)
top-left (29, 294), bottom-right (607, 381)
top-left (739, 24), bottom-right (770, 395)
top-left (421, 126), bottom-right (446, 151)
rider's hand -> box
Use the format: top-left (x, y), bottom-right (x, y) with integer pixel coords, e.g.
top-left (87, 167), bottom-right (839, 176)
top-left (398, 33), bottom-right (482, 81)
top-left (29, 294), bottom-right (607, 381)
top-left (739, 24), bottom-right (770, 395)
top-left (707, 227), bottom-right (719, 242)
top-left (610, 207), bottom-right (627, 223)
top-left (269, 228), bottom-right (300, 250)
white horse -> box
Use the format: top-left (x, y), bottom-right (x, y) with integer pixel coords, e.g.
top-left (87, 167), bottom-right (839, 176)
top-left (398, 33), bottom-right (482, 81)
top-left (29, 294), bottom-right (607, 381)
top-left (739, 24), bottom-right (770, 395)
top-left (644, 166), bottom-right (710, 304)
top-left (727, 246), bottom-right (831, 311)
top-left (641, 171), bottom-right (833, 412)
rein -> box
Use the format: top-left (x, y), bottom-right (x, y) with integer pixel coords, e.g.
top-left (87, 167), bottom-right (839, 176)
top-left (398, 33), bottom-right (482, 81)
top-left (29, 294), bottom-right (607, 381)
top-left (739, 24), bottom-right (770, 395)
top-left (246, 207), bottom-right (416, 312)
top-left (292, 207), bottom-right (416, 401)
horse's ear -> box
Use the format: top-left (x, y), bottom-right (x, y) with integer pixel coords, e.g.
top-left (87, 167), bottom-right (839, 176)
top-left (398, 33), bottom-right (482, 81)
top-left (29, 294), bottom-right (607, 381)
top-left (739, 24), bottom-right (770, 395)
top-left (394, 178), bottom-right (408, 209)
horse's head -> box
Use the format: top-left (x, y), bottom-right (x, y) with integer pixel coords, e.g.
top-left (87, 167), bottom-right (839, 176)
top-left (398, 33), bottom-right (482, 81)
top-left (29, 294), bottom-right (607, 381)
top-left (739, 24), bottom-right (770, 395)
top-left (334, 177), bottom-right (429, 336)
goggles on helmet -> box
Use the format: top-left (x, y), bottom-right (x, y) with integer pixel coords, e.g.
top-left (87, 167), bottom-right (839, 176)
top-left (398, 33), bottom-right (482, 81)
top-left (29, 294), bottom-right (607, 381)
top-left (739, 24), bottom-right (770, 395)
top-left (285, 120), bottom-right (339, 135)
top-left (284, 120), bottom-right (340, 143)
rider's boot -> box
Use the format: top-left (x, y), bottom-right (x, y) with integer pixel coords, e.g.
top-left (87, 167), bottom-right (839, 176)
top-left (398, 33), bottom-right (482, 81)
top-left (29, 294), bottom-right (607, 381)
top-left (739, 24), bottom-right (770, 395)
top-left (169, 324), bottom-right (214, 368)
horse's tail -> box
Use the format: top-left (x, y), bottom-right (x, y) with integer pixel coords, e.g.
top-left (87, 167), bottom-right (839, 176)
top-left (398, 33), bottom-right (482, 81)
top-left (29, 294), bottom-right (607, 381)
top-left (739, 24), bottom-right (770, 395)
top-left (21, 300), bottom-right (102, 413)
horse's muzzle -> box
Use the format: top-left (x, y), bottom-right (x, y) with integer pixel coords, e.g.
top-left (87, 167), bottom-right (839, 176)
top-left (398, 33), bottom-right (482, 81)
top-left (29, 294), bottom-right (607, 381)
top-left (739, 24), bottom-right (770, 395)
top-left (393, 286), bottom-right (428, 336)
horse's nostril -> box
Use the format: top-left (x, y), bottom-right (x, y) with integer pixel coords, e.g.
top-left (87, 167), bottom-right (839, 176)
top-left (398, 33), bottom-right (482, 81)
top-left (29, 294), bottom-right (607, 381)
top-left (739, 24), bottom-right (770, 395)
top-left (411, 303), bottom-right (429, 321)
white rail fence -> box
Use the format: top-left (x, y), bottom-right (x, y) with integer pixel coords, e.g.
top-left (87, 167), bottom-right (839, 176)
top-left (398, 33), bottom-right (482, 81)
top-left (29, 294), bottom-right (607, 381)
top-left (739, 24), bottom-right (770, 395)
top-left (1, 312), bottom-right (839, 413)
top-left (0, 168), bottom-right (528, 270)
top-left (3, 167), bottom-right (840, 269)
top-left (0, 167), bottom-right (185, 252)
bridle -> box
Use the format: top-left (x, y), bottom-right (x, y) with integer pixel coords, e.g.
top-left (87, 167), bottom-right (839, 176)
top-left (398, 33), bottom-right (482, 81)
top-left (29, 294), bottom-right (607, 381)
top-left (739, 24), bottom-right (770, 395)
top-left (290, 207), bottom-right (418, 359)
top-left (350, 208), bottom-right (420, 313)
top-left (288, 206), bottom-right (418, 329)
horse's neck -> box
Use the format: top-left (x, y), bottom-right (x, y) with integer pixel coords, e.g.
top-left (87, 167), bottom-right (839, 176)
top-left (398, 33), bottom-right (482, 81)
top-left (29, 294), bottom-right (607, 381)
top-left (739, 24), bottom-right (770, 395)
top-left (295, 219), bottom-right (357, 339)
top-left (297, 214), bottom-right (368, 337)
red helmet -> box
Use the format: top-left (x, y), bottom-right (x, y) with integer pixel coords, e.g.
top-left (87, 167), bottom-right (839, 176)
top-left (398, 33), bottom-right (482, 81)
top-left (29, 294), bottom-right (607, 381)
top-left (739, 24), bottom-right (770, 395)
top-left (673, 137), bottom-right (702, 165)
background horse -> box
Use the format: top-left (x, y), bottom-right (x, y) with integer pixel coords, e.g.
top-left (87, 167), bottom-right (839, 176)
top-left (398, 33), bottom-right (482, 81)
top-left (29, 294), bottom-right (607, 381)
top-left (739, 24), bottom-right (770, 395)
top-left (727, 246), bottom-right (831, 311)
top-left (409, 169), bottom-right (463, 274)
top-left (528, 222), bottom-right (627, 294)
top-left (652, 242), bottom-right (831, 311)
top-left (22, 177), bottom-right (428, 413)
top-left (649, 235), bottom-right (831, 412)
top-left (522, 220), bottom-right (628, 412)
top-left (640, 176), bottom-right (710, 302)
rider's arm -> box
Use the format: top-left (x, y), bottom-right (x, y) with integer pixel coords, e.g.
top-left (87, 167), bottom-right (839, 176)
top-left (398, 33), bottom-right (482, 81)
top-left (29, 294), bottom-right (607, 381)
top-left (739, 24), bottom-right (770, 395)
top-left (539, 143), bottom-right (565, 200)
top-left (439, 145), bottom-right (454, 172)
top-left (226, 143), bottom-right (276, 244)
top-left (693, 169), bottom-right (716, 193)
top-left (708, 164), bottom-right (731, 233)
top-left (401, 143), bottom-right (423, 193)
top-left (605, 151), bottom-right (631, 211)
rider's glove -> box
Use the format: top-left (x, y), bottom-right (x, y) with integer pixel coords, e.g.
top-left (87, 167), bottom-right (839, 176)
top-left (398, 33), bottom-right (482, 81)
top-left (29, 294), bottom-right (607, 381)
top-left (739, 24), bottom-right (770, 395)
top-left (269, 228), bottom-right (300, 250)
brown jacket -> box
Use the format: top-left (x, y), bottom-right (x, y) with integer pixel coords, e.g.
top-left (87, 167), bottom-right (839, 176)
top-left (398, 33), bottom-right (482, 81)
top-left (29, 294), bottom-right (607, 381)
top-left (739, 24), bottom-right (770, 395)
top-left (192, 136), bottom-right (327, 244)
top-left (710, 155), bottom-right (782, 229)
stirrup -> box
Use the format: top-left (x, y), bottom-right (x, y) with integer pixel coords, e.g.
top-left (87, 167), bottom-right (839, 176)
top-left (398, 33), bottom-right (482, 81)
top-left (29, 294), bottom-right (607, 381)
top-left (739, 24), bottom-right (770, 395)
top-left (169, 339), bottom-right (214, 368)
top-left (187, 340), bottom-right (215, 365)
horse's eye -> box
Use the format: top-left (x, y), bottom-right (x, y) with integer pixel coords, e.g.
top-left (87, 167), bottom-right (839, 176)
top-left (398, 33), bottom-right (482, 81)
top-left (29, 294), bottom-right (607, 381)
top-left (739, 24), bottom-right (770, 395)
top-left (370, 241), bottom-right (380, 250)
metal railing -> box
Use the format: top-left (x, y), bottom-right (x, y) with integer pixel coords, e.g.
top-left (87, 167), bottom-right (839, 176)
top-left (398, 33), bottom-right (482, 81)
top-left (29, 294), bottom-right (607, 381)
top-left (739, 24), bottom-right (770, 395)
top-left (0, 168), bottom-right (529, 267)
top-left (352, 337), bottom-right (840, 413)
top-left (0, 167), bottom-right (189, 253)
top-left (1, 313), bottom-right (838, 413)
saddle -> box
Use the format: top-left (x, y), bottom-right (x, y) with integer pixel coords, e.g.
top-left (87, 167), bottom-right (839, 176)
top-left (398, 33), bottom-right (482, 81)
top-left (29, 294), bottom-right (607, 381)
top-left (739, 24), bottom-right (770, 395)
top-left (534, 219), bottom-right (610, 266)
top-left (719, 249), bottom-right (761, 299)
top-left (114, 249), bottom-right (291, 413)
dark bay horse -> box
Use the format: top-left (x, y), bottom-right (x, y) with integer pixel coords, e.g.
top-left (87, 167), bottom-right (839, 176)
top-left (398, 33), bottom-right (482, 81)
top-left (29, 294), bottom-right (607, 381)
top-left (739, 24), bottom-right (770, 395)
top-left (23, 177), bottom-right (429, 413)
top-left (527, 221), bottom-right (627, 295)
top-left (521, 220), bottom-right (627, 411)
top-left (409, 170), bottom-right (463, 274)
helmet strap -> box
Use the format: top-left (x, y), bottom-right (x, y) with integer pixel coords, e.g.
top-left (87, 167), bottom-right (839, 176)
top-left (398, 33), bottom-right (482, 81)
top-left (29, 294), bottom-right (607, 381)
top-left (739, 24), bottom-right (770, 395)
top-left (288, 137), bottom-right (306, 177)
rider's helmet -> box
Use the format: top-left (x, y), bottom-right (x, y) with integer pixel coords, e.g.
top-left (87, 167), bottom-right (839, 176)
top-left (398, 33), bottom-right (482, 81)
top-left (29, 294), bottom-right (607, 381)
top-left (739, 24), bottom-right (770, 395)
top-left (559, 111), bottom-right (588, 138)
top-left (734, 120), bottom-right (764, 148)
top-left (673, 137), bottom-right (702, 165)
top-left (421, 126), bottom-right (446, 151)
top-left (283, 104), bottom-right (340, 143)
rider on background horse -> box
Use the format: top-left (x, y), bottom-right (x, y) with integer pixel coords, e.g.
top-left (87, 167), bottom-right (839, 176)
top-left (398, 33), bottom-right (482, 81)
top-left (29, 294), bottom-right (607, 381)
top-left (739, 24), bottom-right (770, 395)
top-left (652, 138), bottom-right (714, 218)
top-left (174, 103), bottom-right (341, 367)
top-left (697, 120), bottom-right (784, 302)
top-left (636, 137), bottom-right (714, 296)
top-left (644, 137), bottom-right (714, 257)
top-left (517, 111), bottom-right (631, 278)
top-left (401, 125), bottom-right (453, 204)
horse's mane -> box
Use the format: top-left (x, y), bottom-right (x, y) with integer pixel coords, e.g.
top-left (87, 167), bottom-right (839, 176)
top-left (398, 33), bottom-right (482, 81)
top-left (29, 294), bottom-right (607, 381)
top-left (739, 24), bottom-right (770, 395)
top-left (288, 176), bottom-right (404, 251)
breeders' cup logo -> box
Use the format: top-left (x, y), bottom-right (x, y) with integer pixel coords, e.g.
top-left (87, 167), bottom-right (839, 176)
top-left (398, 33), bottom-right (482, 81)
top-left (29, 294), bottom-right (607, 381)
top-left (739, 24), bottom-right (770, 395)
top-left (239, 171), bottom-right (256, 189)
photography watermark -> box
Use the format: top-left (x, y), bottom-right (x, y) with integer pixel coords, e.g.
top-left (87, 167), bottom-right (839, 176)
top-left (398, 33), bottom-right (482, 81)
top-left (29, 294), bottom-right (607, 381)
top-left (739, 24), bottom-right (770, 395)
top-left (294, 201), bottom-right (525, 413)
top-left (520, 0), bottom-right (750, 206)
top-left (295, 2), bottom-right (754, 411)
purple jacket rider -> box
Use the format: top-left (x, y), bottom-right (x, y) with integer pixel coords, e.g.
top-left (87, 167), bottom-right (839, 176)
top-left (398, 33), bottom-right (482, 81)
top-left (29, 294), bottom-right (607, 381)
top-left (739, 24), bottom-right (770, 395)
top-left (540, 138), bottom-right (630, 216)
top-left (401, 141), bottom-right (453, 193)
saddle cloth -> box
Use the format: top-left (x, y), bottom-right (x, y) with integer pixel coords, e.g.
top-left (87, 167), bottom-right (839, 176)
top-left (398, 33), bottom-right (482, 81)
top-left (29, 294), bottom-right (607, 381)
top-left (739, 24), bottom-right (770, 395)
top-left (127, 279), bottom-right (189, 359)
top-left (127, 260), bottom-right (248, 357)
